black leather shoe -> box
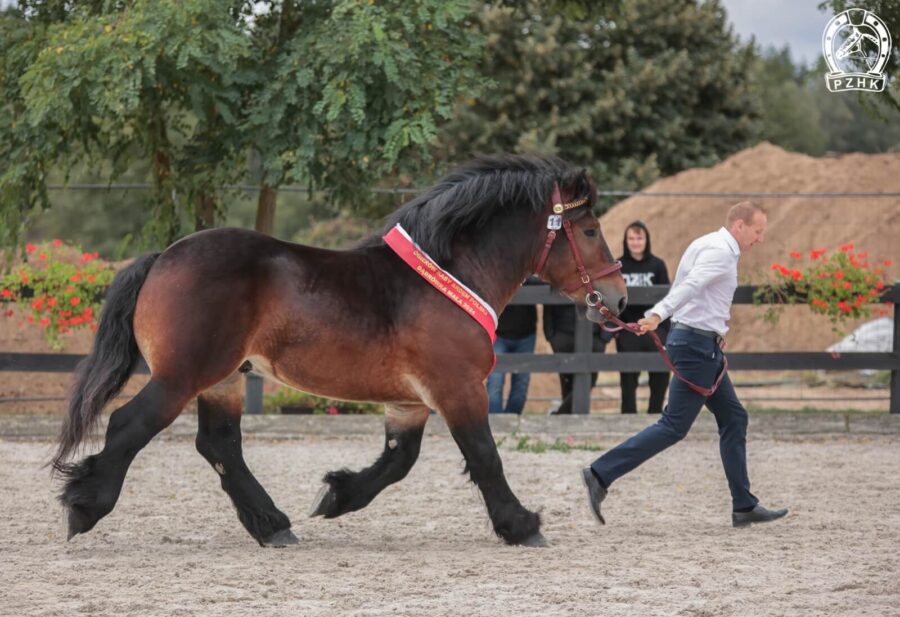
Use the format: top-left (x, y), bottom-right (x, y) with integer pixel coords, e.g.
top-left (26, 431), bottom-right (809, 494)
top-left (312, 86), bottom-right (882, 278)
top-left (581, 467), bottom-right (607, 525)
top-left (732, 504), bottom-right (788, 527)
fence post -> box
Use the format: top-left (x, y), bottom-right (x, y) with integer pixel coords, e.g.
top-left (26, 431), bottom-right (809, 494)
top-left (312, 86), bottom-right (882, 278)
top-left (892, 292), bottom-right (899, 414)
top-left (245, 373), bottom-right (264, 415)
top-left (572, 311), bottom-right (592, 414)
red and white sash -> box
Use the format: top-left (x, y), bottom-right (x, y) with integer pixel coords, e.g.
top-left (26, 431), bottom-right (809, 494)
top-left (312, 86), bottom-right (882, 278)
top-left (383, 224), bottom-right (498, 344)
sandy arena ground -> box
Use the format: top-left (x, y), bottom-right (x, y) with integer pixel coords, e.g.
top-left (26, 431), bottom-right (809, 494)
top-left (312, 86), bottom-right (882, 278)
top-left (1, 430), bottom-right (898, 616)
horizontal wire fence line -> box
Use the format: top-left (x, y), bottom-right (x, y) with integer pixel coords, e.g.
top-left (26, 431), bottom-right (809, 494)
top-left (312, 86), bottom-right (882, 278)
top-left (2, 285), bottom-right (898, 414)
top-left (45, 184), bottom-right (900, 198)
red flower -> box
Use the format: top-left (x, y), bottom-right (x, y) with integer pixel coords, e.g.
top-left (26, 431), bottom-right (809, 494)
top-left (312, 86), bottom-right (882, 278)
top-left (20, 272), bottom-right (29, 284)
top-left (792, 270), bottom-right (802, 281)
top-left (842, 282), bottom-right (852, 290)
top-left (69, 297), bottom-right (81, 306)
top-left (39, 317), bottom-right (50, 327)
top-left (3, 309), bottom-right (13, 318)
top-left (327, 406), bottom-right (339, 415)
top-left (837, 301), bottom-right (851, 313)
top-left (884, 260), bottom-right (893, 267)
top-left (47, 297), bottom-right (57, 307)
top-left (65, 285), bottom-right (75, 292)
top-left (90, 324), bottom-right (98, 332)
top-left (789, 251), bottom-right (801, 260)
top-left (25, 243), bottom-right (36, 253)
top-left (834, 271), bottom-right (844, 279)
top-left (1, 289), bottom-right (12, 298)
top-left (876, 281), bottom-right (885, 290)
top-left (70, 274), bottom-right (81, 283)
top-left (87, 274), bottom-right (96, 282)
top-left (810, 249), bottom-right (826, 260)
top-left (31, 298), bottom-right (44, 311)
top-left (38, 253), bottom-right (48, 261)
top-left (80, 253), bottom-right (94, 262)
top-left (52, 239), bottom-right (63, 247)
top-left (839, 243), bottom-right (854, 252)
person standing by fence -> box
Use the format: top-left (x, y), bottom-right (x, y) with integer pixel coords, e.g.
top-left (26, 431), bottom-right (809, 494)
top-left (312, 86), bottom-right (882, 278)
top-left (616, 221), bottom-right (670, 414)
top-left (486, 277), bottom-right (540, 414)
top-left (581, 202), bottom-right (789, 528)
top-left (544, 303), bottom-right (610, 415)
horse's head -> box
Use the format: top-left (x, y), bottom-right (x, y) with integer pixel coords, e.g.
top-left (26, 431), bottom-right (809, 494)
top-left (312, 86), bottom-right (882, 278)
top-left (533, 177), bottom-right (627, 322)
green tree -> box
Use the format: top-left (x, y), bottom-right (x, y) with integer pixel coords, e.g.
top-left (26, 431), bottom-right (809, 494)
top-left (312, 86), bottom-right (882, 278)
top-left (1, 0), bottom-right (486, 249)
top-left (438, 0), bottom-right (761, 196)
top-left (754, 47), bottom-right (827, 155)
top-left (242, 0), bottom-right (485, 229)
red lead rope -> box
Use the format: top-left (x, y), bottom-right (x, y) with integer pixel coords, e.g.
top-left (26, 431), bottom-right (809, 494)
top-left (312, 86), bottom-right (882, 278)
top-left (597, 308), bottom-right (728, 398)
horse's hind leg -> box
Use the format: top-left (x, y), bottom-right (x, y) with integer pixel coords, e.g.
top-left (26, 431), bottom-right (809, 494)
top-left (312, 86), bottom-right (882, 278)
top-left (195, 373), bottom-right (296, 547)
top-left (440, 386), bottom-right (544, 546)
top-left (60, 378), bottom-right (192, 540)
top-left (311, 404), bottom-right (429, 518)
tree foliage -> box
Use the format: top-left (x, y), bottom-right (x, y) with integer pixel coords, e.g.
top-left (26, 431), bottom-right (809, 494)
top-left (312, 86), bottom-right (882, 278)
top-left (0, 0), bottom-right (485, 248)
top-left (438, 0), bottom-right (761, 194)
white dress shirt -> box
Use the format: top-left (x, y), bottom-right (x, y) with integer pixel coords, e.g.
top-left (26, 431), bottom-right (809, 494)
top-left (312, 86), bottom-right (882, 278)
top-left (646, 227), bottom-right (740, 336)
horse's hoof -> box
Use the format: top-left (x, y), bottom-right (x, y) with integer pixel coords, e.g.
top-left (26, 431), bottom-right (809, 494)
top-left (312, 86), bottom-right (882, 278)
top-left (262, 528), bottom-right (299, 548)
top-left (66, 506), bottom-right (93, 541)
top-left (309, 484), bottom-right (336, 518)
top-left (519, 532), bottom-right (548, 548)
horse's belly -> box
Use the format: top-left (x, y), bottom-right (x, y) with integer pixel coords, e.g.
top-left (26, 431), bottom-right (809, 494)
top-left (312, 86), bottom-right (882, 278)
top-left (245, 350), bottom-right (420, 404)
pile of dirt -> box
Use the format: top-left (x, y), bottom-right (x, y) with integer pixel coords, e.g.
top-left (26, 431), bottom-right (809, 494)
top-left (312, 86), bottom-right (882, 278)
top-left (600, 142), bottom-right (899, 352)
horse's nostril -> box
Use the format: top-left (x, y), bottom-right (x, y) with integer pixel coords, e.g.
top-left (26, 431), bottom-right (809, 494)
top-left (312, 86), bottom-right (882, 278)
top-left (617, 296), bottom-right (627, 314)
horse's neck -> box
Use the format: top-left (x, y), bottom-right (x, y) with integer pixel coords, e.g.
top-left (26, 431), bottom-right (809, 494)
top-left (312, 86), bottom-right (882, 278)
top-left (447, 240), bottom-right (533, 315)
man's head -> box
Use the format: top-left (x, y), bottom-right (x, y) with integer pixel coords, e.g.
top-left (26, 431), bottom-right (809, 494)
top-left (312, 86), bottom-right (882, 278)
top-left (726, 201), bottom-right (767, 252)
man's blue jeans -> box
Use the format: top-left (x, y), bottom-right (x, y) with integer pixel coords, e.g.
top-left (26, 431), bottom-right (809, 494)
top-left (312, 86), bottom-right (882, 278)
top-left (487, 334), bottom-right (536, 414)
top-left (590, 328), bottom-right (758, 510)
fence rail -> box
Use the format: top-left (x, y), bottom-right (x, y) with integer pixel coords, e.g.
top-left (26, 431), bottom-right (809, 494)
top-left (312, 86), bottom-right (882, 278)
top-left (1, 285), bottom-right (898, 414)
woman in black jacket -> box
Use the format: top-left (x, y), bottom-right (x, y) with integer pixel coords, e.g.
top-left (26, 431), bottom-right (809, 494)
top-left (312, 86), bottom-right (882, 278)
top-left (616, 221), bottom-right (670, 414)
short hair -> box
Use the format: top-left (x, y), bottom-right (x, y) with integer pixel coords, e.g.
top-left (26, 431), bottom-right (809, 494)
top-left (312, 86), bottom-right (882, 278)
top-left (726, 201), bottom-right (765, 227)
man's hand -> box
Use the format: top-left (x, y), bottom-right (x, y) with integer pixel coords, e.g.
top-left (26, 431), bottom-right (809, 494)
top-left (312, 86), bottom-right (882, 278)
top-left (636, 314), bottom-right (661, 335)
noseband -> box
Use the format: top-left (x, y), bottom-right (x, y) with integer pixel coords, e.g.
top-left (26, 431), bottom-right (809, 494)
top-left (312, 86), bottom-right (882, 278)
top-left (532, 182), bottom-right (622, 305)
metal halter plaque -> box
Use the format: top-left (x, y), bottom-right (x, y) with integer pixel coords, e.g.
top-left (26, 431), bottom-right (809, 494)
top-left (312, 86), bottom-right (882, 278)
top-left (547, 214), bottom-right (562, 230)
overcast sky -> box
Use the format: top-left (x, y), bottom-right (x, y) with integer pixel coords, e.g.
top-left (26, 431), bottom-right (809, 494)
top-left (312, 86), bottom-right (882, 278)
top-left (720, 0), bottom-right (834, 66)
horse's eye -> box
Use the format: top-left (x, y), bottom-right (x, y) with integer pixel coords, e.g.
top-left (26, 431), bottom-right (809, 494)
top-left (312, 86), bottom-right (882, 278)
top-left (584, 229), bottom-right (597, 237)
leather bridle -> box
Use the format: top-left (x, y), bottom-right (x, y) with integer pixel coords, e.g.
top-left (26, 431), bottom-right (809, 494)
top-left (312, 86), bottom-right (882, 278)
top-left (532, 182), bottom-right (622, 307)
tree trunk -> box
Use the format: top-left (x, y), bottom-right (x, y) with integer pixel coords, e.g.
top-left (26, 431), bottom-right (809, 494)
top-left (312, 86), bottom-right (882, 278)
top-left (255, 184), bottom-right (278, 235)
top-left (194, 192), bottom-right (217, 231)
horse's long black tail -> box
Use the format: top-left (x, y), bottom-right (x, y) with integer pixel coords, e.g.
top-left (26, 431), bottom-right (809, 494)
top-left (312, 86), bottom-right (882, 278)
top-left (51, 252), bottom-right (161, 472)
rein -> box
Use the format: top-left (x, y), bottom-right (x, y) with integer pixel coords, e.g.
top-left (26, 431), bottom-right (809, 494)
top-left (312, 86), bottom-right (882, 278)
top-left (532, 182), bottom-right (725, 398)
top-left (596, 307), bottom-right (728, 398)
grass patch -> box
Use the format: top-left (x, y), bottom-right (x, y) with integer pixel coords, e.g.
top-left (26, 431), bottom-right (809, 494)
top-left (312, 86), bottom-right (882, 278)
top-left (512, 435), bottom-right (605, 454)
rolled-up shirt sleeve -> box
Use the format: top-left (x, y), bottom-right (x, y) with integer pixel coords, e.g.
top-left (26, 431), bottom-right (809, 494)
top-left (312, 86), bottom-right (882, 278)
top-left (646, 248), bottom-right (733, 322)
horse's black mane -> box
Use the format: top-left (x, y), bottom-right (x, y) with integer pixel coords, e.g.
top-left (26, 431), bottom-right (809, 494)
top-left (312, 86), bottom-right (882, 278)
top-left (360, 154), bottom-right (595, 263)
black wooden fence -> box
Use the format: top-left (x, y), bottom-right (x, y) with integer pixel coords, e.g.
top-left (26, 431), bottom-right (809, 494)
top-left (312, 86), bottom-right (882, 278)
top-left (1, 284), bottom-right (899, 414)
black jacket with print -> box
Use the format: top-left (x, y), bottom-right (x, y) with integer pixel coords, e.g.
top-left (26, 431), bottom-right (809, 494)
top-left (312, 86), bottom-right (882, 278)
top-left (618, 222), bottom-right (670, 325)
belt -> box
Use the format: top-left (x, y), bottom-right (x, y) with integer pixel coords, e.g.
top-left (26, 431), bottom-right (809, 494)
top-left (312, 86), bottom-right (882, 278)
top-left (672, 323), bottom-right (721, 340)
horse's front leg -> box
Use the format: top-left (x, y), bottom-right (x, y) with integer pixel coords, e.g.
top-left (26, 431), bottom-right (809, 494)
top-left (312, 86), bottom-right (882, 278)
top-left (438, 384), bottom-right (544, 547)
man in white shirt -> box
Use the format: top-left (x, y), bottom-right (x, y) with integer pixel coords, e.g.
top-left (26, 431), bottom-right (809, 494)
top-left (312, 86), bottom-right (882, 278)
top-left (582, 202), bottom-right (788, 528)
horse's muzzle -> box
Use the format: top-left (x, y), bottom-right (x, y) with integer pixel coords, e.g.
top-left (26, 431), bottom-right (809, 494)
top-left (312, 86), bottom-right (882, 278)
top-left (584, 290), bottom-right (627, 323)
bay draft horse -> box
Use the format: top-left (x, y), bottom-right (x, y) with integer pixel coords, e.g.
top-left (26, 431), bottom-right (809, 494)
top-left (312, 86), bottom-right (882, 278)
top-left (51, 154), bottom-right (627, 548)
